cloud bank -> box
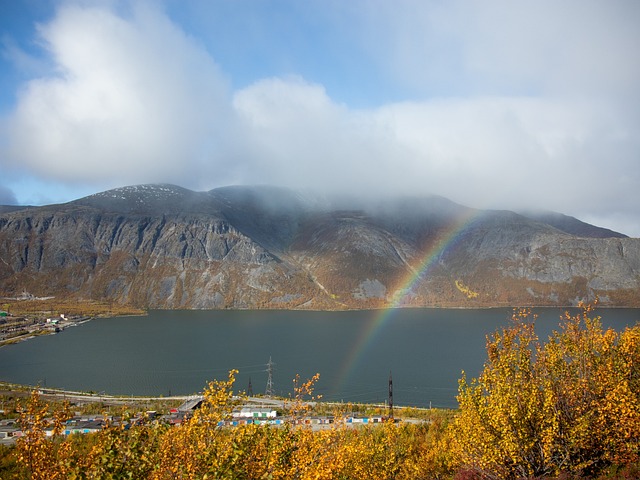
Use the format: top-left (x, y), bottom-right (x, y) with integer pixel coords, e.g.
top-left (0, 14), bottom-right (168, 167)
top-left (5, 3), bottom-right (230, 186)
top-left (0, 185), bottom-right (17, 205)
top-left (1, 1), bottom-right (639, 235)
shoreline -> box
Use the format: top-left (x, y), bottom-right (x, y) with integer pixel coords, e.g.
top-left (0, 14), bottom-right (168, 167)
top-left (2, 302), bottom-right (637, 350)
top-left (0, 316), bottom-right (94, 348)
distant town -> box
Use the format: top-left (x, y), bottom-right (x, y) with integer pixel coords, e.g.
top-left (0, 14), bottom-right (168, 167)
top-left (0, 293), bottom-right (145, 347)
top-left (0, 385), bottom-right (424, 446)
top-left (0, 309), bottom-right (90, 347)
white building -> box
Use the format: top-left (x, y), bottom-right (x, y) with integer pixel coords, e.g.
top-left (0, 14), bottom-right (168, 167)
top-left (232, 406), bottom-right (277, 419)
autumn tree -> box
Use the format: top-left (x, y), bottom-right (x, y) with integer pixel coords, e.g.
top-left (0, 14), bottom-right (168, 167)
top-left (14, 391), bottom-right (71, 480)
top-left (450, 302), bottom-right (640, 479)
top-left (152, 369), bottom-right (239, 478)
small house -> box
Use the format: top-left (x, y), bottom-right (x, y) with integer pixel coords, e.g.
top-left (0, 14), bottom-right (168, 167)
top-left (232, 406), bottom-right (277, 419)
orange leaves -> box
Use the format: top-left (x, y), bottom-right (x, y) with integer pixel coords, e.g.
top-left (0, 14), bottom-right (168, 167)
top-left (287, 372), bottom-right (321, 421)
top-left (9, 371), bottom-right (439, 479)
top-left (14, 390), bottom-right (72, 480)
top-left (450, 302), bottom-right (640, 478)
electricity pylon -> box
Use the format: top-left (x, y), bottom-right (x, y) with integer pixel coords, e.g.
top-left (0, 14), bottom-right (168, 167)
top-left (265, 356), bottom-right (275, 397)
top-left (388, 370), bottom-right (394, 420)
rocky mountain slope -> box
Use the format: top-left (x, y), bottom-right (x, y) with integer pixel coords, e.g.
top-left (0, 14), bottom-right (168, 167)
top-left (0, 184), bottom-right (638, 309)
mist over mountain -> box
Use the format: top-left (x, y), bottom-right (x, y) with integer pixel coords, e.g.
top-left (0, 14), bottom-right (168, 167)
top-left (0, 184), bottom-right (638, 309)
top-left (517, 210), bottom-right (628, 239)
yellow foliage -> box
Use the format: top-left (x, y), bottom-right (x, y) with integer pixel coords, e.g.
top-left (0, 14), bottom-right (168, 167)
top-left (14, 391), bottom-right (72, 479)
top-left (449, 301), bottom-right (640, 479)
top-left (455, 279), bottom-right (479, 299)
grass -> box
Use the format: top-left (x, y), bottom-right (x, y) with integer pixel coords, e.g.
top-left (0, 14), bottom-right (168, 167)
top-left (1, 299), bottom-right (145, 318)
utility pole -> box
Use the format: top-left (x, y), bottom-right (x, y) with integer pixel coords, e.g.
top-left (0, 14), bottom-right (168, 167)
top-left (388, 371), bottom-right (394, 420)
top-left (247, 377), bottom-right (253, 397)
top-left (265, 357), bottom-right (275, 397)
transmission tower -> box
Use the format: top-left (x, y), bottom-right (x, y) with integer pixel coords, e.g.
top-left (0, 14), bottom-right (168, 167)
top-left (388, 370), bottom-right (394, 420)
top-left (265, 356), bottom-right (275, 397)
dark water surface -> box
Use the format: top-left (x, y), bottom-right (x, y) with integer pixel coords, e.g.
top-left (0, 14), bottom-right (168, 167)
top-left (0, 308), bottom-right (638, 408)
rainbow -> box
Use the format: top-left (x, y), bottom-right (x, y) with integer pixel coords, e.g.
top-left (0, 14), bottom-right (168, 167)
top-left (335, 207), bottom-right (481, 396)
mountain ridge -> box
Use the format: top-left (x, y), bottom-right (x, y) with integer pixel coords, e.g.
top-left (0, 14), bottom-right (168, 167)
top-left (0, 184), bottom-right (638, 309)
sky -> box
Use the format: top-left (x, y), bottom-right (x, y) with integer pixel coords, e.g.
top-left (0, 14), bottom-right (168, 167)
top-left (0, 0), bottom-right (639, 236)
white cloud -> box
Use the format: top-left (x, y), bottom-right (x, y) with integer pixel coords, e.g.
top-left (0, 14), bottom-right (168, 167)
top-left (353, 0), bottom-right (640, 99)
top-left (231, 76), bottom-right (639, 223)
top-left (232, 76), bottom-right (403, 193)
top-left (372, 96), bottom-right (638, 211)
top-left (5, 2), bottom-right (231, 188)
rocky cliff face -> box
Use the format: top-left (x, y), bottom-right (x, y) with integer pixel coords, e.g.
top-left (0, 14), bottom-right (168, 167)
top-left (0, 184), bottom-right (638, 309)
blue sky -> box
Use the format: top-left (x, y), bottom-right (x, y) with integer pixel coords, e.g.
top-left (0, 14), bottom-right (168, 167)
top-left (1, 0), bottom-right (639, 236)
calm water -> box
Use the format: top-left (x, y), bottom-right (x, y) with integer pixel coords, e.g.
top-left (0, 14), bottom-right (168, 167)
top-left (0, 308), bottom-right (638, 409)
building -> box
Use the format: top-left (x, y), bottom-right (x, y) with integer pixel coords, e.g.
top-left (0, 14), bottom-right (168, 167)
top-left (232, 406), bottom-right (277, 419)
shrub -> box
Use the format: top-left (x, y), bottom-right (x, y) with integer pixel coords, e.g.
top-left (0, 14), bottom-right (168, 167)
top-left (449, 302), bottom-right (640, 479)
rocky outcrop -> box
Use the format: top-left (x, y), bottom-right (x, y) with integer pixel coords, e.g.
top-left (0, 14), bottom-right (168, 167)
top-left (0, 184), bottom-right (638, 309)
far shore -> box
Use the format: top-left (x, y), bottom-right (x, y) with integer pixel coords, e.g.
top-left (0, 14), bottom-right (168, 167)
top-left (1, 298), bottom-right (636, 351)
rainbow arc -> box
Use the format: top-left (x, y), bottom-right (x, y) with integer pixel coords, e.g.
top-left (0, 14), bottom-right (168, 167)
top-left (335, 207), bottom-right (481, 394)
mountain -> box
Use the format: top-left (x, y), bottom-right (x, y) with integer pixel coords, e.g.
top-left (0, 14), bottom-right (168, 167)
top-left (0, 205), bottom-right (30, 214)
top-left (0, 184), bottom-right (638, 309)
top-left (518, 210), bottom-right (628, 239)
